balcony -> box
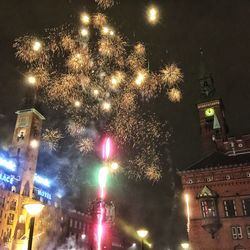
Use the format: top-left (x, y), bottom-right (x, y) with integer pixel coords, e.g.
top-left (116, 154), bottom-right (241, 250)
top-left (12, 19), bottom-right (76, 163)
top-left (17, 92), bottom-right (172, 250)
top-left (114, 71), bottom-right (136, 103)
top-left (201, 216), bottom-right (221, 238)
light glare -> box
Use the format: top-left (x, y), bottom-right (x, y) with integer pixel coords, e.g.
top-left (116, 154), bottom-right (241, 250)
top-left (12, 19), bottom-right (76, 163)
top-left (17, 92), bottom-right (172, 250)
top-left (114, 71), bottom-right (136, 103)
top-left (80, 28), bottom-right (89, 37)
top-left (24, 203), bottom-right (44, 216)
top-left (137, 229), bottom-right (148, 239)
top-left (74, 100), bottom-right (81, 107)
top-left (30, 139), bottom-right (39, 149)
top-left (80, 13), bottom-right (90, 25)
top-left (27, 75), bottom-right (36, 85)
top-left (147, 6), bottom-right (159, 24)
top-left (32, 40), bottom-right (42, 51)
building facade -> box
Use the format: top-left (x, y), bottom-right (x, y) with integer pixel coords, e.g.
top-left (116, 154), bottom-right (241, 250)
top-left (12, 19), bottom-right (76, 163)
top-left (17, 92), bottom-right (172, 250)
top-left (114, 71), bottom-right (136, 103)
top-left (178, 52), bottom-right (250, 250)
top-left (0, 107), bottom-right (126, 250)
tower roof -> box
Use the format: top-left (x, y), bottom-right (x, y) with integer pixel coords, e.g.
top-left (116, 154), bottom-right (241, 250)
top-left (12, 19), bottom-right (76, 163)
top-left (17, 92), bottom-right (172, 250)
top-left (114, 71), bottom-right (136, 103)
top-left (199, 49), bottom-right (216, 98)
top-left (15, 108), bottom-right (45, 120)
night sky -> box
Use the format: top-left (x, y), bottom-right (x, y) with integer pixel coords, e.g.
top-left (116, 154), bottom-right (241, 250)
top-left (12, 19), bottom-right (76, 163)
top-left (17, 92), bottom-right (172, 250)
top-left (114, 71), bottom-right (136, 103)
top-left (1, 0), bottom-right (250, 249)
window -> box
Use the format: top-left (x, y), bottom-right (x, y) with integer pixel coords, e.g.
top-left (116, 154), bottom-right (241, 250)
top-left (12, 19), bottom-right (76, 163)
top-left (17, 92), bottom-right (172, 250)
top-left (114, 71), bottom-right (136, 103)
top-left (79, 222), bottom-right (82, 230)
top-left (242, 199), bottom-right (250, 216)
top-left (0, 197), bottom-right (5, 208)
top-left (224, 200), bottom-right (237, 217)
top-left (231, 226), bottom-right (243, 239)
top-left (69, 218), bottom-right (73, 228)
top-left (201, 199), bottom-right (217, 217)
top-left (246, 225), bottom-right (250, 238)
top-left (10, 200), bottom-right (16, 211)
top-left (7, 214), bottom-right (14, 225)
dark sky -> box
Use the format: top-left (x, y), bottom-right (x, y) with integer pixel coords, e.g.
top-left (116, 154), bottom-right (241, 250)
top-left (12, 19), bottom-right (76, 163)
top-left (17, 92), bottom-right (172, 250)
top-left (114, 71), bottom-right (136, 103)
top-left (1, 0), bottom-right (250, 249)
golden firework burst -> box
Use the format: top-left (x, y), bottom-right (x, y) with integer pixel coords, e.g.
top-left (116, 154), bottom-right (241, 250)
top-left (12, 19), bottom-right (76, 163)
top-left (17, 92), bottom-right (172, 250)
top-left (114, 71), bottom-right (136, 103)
top-left (160, 63), bottom-right (184, 86)
top-left (167, 88), bottom-right (182, 102)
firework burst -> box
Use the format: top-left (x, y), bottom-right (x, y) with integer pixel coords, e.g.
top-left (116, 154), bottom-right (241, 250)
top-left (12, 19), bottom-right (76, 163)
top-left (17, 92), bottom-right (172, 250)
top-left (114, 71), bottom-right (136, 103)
top-left (168, 88), bottom-right (182, 102)
top-left (77, 138), bottom-right (95, 154)
top-left (14, 9), bottom-right (184, 182)
top-left (160, 63), bottom-right (184, 86)
top-left (95, 0), bottom-right (114, 9)
top-left (42, 129), bottom-right (63, 151)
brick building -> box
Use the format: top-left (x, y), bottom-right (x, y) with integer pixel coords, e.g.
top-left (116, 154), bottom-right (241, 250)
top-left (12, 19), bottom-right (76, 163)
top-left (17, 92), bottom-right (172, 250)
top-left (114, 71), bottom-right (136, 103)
top-left (178, 52), bottom-right (250, 250)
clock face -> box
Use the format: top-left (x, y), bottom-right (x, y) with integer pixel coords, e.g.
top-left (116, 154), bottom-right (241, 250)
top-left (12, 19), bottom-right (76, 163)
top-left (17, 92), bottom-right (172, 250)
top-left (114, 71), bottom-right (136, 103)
top-left (205, 107), bottom-right (215, 117)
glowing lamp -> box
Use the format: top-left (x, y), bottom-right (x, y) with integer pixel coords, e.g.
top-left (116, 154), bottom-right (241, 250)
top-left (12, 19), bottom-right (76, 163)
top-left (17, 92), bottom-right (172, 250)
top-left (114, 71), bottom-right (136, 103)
top-left (181, 242), bottom-right (190, 249)
top-left (30, 139), bottom-right (39, 149)
top-left (132, 243), bottom-right (136, 247)
top-left (24, 203), bottom-right (44, 216)
top-left (137, 229), bottom-right (148, 239)
top-left (81, 234), bottom-right (86, 240)
top-left (98, 167), bottom-right (109, 188)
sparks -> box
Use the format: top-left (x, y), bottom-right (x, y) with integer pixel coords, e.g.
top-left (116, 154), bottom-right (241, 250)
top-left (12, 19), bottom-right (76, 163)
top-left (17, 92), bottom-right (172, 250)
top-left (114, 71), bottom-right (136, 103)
top-left (102, 137), bottom-right (112, 160)
top-left (102, 101), bottom-right (111, 112)
top-left (32, 40), bottom-right (42, 51)
top-left (80, 13), bottom-right (90, 25)
top-left (80, 27), bottom-right (89, 37)
top-left (185, 193), bottom-right (190, 233)
top-left (26, 75), bottom-right (36, 85)
top-left (74, 100), bottom-right (81, 107)
top-left (14, 8), bottom-right (184, 182)
top-left (146, 6), bottom-right (159, 25)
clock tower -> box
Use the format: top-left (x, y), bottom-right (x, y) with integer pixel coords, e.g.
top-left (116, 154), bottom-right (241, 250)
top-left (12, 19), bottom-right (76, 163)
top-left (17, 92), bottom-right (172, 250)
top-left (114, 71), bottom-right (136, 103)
top-left (197, 50), bottom-right (227, 151)
top-left (10, 108), bottom-right (45, 197)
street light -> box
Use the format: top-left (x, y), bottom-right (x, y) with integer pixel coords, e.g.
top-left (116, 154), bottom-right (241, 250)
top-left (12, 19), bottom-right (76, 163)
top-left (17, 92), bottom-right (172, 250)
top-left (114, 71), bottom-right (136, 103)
top-left (137, 229), bottom-right (148, 250)
top-left (24, 203), bottom-right (44, 250)
top-left (181, 242), bottom-right (190, 249)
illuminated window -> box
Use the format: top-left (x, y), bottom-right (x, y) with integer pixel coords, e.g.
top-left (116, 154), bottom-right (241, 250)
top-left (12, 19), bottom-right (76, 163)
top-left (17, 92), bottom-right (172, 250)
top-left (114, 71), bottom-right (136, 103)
top-left (224, 200), bottom-right (237, 217)
top-left (246, 225), bottom-right (250, 238)
top-left (201, 199), bottom-right (217, 218)
top-left (231, 226), bottom-right (243, 240)
top-left (242, 199), bottom-right (250, 216)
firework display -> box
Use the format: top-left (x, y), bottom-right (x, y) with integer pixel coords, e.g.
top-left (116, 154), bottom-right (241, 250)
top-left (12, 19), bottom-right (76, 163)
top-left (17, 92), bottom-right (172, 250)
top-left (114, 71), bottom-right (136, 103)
top-left (14, 10), bottom-right (184, 181)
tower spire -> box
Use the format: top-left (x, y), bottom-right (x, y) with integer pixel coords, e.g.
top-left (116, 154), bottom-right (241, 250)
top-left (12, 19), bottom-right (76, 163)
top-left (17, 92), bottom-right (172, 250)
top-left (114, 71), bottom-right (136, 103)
top-left (199, 48), bottom-right (215, 98)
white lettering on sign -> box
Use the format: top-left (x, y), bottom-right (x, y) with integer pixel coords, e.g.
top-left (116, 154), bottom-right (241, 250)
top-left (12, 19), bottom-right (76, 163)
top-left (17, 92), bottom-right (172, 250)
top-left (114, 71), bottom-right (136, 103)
top-left (0, 173), bottom-right (14, 185)
top-left (37, 189), bottom-right (52, 200)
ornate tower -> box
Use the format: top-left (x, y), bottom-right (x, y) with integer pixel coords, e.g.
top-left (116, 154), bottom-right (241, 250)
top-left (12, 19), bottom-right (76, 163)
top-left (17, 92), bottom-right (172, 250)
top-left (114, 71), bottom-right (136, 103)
top-left (10, 108), bottom-right (45, 197)
top-left (197, 50), bottom-right (227, 151)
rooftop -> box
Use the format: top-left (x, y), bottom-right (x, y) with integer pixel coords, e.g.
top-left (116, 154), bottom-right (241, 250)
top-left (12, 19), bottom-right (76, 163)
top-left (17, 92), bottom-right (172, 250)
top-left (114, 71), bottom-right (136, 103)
top-left (180, 151), bottom-right (250, 172)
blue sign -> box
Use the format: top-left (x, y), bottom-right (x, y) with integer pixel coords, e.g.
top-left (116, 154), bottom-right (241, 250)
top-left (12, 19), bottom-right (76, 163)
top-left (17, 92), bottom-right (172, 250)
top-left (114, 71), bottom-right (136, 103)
top-left (0, 156), bottom-right (16, 172)
top-left (37, 189), bottom-right (52, 200)
top-left (0, 173), bottom-right (14, 185)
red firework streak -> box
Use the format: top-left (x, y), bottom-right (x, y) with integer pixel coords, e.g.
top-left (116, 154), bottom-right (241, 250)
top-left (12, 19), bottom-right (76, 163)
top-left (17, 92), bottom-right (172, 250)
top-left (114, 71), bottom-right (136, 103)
top-left (94, 137), bottom-right (113, 250)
